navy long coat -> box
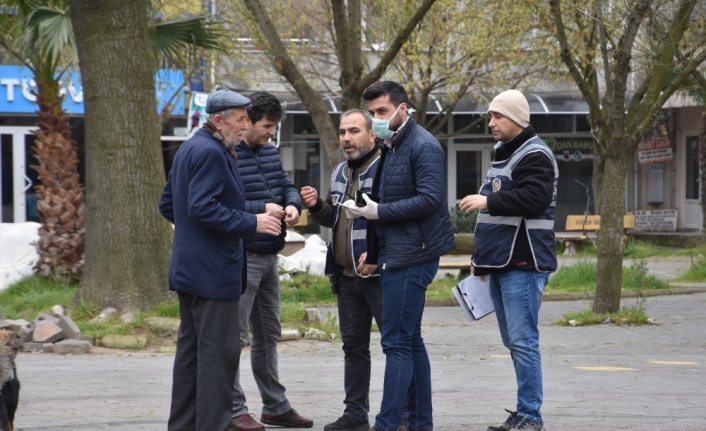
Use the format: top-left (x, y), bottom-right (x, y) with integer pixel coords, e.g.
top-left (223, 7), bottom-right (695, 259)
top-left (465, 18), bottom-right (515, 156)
top-left (159, 129), bottom-right (257, 300)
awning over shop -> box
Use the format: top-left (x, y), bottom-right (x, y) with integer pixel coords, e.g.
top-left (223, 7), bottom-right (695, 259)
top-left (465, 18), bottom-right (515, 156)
top-left (271, 91), bottom-right (591, 115)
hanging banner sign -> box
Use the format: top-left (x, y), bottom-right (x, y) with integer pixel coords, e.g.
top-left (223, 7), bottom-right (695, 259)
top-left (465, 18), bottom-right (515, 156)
top-left (637, 137), bottom-right (673, 165)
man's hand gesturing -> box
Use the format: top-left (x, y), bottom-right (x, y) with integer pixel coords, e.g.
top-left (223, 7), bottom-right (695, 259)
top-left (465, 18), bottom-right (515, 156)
top-left (256, 210), bottom-right (282, 236)
top-left (299, 186), bottom-right (318, 208)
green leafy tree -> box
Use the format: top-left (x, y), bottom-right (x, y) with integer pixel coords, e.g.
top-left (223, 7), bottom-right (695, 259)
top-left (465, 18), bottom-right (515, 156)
top-left (549, 0), bottom-right (706, 312)
top-left (388, 0), bottom-right (560, 136)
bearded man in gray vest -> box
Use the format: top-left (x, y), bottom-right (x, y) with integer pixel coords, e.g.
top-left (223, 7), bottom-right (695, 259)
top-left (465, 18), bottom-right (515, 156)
top-left (460, 90), bottom-right (559, 431)
top-left (300, 109), bottom-right (382, 431)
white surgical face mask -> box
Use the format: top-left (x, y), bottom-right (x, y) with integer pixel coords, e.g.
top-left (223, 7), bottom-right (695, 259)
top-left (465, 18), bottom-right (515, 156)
top-left (371, 104), bottom-right (401, 139)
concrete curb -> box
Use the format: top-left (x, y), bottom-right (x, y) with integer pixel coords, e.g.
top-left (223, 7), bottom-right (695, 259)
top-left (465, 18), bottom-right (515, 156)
top-left (425, 285), bottom-right (706, 307)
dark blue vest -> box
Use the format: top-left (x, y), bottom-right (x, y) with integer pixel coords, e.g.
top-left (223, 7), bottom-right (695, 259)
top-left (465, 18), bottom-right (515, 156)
top-left (473, 137), bottom-right (559, 272)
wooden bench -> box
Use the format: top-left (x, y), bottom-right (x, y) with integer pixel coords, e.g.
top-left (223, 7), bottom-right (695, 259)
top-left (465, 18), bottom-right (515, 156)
top-left (438, 258), bottom-right (473, 277)
top-left (557, 214), bottom-right (636, 256)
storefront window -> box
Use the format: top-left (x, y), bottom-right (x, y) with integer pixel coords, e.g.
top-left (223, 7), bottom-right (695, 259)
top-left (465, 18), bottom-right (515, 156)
top-left (532, 115), bottom-right (573, 134)
top-left (552, 137), bottom-right (595, 226)
top-left (456, 150), bottom-right (483, 200)
top-left (685, 136), bottom-right (700, 200)
top-left (453, 115), bottom-right (484, 134)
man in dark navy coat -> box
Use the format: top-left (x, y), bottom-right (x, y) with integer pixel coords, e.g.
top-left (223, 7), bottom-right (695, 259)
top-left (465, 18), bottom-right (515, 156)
top-left (160, 89), bottom-right (283, 431)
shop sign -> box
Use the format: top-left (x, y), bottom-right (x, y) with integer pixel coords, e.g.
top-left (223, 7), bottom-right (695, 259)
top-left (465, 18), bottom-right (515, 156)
top-left (0, 65), bottom-right (184, 115)
top-left (638, 137), bottom-right (673, 165)
top-left (552, 139), bottom-right (594, 162)
top-left (633, 209), bottom-right (678, 232)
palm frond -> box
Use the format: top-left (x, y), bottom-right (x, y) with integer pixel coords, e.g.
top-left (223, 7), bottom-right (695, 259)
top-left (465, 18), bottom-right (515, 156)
top-left (14, 4), bottom-right (74, 71)
top-left (150, 15), bottom-right (225, 62)
top-left (27, 6), bottom-right (75, 55)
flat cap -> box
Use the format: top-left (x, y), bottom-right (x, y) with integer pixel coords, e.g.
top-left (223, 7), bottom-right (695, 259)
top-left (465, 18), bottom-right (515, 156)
top-left (206, 90), bottom-right (251, 114)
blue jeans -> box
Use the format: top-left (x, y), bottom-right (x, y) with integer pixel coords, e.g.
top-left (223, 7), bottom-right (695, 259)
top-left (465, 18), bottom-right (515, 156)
top-left (488, 270), bottom-right (548, 424)
top-left (334, 268), bottom-right (383, 421)
top-left (232, 252), bottom-right (290, 417)
top-left (375, 248), bottom-right (438, 431)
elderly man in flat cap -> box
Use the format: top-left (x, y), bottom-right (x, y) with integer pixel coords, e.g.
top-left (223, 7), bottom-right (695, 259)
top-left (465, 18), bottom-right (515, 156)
top-left (160, 89), bottom-right (283, 431)
top-left (460, 89), bottom-right (558, 431)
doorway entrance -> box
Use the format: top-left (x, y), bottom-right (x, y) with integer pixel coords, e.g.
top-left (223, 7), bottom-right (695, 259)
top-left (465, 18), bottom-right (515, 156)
top-left (0, 127), bottom-right (37, 223)
top-left (682, 135), bottom-right (702, 229)
top-left (448, 143), bottom-right (493, 205)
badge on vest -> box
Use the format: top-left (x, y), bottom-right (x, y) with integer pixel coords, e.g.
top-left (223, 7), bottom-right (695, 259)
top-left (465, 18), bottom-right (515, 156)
top-left (492, 178), bottom-right (502, 193)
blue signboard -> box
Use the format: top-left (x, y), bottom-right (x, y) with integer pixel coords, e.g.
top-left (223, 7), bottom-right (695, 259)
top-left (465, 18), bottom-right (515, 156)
top-left (0, 66), bottom-right (185, 115)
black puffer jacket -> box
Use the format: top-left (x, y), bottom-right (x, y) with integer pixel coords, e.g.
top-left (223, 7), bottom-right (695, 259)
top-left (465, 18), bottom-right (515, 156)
top-left (235, 141), bottom-right (301, 254)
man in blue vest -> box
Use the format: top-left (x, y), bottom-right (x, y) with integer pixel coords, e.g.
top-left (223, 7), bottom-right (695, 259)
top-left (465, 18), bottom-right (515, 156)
top-left (300, 109), bottom-right (382, 431)
top-left (460, 89), bottom-right (559, 431)
top-left (230, 91), bottom-right (312, 431)
top-left (347, 81), bottom-right (456, 431)
top-left (160, 89), bottom-right (283, 431)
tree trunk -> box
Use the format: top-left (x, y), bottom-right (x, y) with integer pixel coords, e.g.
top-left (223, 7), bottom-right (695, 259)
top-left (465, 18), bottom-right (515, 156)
top-left (593, 149), bottom-right (629, 313)
top-left (591, 143), bottom-right (605, 214)
top-left (31, 81), bottom-right (86, 278)
top-left (70, 0), bottom-right (172, 312)
top-left (699, 108), bottom-right (706, 237)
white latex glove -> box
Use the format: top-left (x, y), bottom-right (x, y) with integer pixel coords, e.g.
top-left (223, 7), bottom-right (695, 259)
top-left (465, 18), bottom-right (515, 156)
top-left (342, 193), bottom-right (379, 220)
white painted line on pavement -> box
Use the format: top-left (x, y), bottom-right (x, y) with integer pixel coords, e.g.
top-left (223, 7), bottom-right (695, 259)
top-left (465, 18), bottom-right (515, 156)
top-left (573, 366), bottom-right (639, 371)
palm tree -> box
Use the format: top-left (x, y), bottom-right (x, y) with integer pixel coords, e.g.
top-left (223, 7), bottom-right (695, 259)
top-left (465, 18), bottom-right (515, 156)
top-left (0, 1), bottom-right (222, 279)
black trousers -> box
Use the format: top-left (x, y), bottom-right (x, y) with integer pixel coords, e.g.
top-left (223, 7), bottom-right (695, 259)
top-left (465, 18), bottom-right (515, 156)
top-left (334, 266), bottom-right (383, 420)
top-left (168, 291), bottom-right (241, 431)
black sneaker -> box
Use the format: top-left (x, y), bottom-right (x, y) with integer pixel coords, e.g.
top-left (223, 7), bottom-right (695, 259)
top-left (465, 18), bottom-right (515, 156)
top-left (397, 414), bottom-right (409, 431)
top-left (324, 415), bottom-right (370, 431)
top-left (488, 409), bottom-right (519, 431)
top-left (511, 416), bottom-right (546, 431)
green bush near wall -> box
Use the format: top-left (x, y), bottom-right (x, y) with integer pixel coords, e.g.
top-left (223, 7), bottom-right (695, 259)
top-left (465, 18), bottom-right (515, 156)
top-left (450, 207), bottom-right (477, 233)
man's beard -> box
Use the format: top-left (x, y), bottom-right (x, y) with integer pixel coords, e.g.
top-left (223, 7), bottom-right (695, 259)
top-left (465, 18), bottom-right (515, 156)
top-left (341, 147), bottom-right (364, 161)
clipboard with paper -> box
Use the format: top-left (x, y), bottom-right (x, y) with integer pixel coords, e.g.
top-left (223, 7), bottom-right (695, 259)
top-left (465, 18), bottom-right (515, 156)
top-left (452, 275), bottom-right (495, 322)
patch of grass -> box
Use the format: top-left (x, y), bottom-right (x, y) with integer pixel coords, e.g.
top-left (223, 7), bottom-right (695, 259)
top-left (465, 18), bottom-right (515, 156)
top-left (547, 260), bottom-right (668, 292)
top-left (426, 274), bottom-right (459, 302)
top-left (556, 239), bottom-right (704, 259)
top-left (0, 275), bottom-right (77, 320)
top-left (622, 240), bottom-right (690, 259)
top-left (555, 240), bottom-right (596, 257)
top-left (546, 260), bottom-right (597, 292)
top-left (553, 306), bottom-right (651, 326)
top-left (673, 253), bottom-right (706, 282)
top-left (279, 302), bottom-right (340, 340)
top-left (280, 273), bottom-right (336, 304)
top-left (75, 316), bottom-right (145, 339)
top-left (153, 299), bottom-right (180, 318)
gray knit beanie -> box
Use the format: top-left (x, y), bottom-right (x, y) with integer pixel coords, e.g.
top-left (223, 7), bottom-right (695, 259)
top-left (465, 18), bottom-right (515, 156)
top-left (487, 90), bottom-right (530, 128)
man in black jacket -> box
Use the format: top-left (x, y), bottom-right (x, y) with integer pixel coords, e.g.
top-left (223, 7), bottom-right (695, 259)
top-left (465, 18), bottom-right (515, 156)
top-left (460, 89), bottom-right (558, 431)
top-left (230, 91), bottom-right (312, 431)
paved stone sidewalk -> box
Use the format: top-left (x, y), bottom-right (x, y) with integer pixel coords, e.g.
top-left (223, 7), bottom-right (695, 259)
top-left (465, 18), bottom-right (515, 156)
top-left (14, 293), bottom-right (705, 431)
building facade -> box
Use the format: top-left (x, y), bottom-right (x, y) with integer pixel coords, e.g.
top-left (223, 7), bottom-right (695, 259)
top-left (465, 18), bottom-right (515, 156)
top-left (1, 64), bottom-right (703, 232)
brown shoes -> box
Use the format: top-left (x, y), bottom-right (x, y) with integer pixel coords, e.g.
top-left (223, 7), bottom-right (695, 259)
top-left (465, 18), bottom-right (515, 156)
top-left (261, 408), bottom-right (314, 428)
top-left (232, 414), bottom-right (266, 431)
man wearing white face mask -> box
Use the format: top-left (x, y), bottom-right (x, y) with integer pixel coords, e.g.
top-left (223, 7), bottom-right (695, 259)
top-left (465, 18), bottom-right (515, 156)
top-left (344, 81), bottom-right (455, 431)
